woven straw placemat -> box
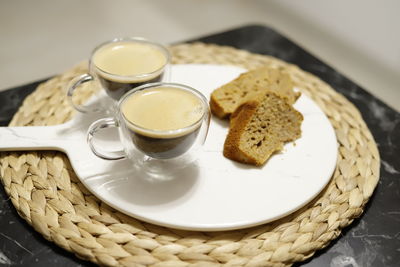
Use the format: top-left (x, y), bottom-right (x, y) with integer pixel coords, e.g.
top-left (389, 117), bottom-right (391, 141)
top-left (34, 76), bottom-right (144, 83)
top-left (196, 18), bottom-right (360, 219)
top-left (0, 43), bottom-right (380, 267)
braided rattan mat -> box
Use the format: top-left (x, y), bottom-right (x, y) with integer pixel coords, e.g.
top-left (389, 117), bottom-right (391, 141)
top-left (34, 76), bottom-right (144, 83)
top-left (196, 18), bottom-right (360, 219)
top-left (0, 43), bottom-right (380, 267)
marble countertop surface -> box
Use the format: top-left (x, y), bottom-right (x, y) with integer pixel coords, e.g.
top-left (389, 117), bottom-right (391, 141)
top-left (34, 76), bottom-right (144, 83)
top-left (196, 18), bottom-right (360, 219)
top-left (0, 25), bottom-right (399, 267)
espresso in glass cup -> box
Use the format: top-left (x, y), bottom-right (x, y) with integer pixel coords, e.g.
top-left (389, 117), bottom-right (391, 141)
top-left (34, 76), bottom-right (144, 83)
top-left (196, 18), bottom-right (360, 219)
top-left (87, 83), bottom-right (210, 177)
top-left (67, 37), bottom-right (170, 113)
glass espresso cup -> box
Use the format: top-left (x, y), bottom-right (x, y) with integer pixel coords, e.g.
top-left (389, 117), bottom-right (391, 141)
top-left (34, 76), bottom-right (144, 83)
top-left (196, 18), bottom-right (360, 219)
top-left (87, 83), bottom-right (210, 177)
top-left (68, 37), bottom-right (170, 113)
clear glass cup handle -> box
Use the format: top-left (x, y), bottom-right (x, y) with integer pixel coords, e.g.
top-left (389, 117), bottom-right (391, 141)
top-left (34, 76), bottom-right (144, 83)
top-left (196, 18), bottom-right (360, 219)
top-left (67, 73), bottom-right (102, 113)
top-left (87, 118), bottom-right (126, 160)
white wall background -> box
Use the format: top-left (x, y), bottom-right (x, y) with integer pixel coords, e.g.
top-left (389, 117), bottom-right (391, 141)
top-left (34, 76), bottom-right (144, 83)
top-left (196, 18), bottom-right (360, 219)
top-left (0, 0), bottom-right (399, 110)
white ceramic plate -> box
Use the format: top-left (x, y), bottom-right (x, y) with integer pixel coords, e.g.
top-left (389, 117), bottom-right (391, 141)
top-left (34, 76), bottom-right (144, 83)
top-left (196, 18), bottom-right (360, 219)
top-left (0, 64), bottom-right (338, 231)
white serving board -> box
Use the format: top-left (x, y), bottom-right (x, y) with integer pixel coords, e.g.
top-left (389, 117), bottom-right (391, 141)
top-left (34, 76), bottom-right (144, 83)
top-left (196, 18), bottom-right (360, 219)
top-left (0, 64), bottom-right (337, 231)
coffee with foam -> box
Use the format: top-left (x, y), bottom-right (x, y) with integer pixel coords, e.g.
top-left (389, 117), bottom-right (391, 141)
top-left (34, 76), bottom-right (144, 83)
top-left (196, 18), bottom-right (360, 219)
top-left (92, 41), bottom-right (168, 100)
top-left (121, 86), bottom-right (206, 158)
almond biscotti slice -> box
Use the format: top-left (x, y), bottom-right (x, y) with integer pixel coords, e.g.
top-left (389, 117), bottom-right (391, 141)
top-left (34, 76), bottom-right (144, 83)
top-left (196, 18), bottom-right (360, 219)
top-left (223, 91), bottom-right (303, 166)
top-left (210, 67), bottom-right (300, 119)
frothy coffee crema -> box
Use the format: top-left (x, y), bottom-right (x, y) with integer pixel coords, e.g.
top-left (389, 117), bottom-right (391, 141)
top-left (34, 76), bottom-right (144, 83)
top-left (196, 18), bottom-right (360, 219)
top-left (92, 41), bottom-right (167, 82)
top-left (122, 87), bottom-right (204, 138)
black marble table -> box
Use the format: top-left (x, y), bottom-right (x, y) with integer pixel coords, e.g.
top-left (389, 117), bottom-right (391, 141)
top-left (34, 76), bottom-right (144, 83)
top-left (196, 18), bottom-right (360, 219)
top-left (0, 25), bottom-right (399, 267)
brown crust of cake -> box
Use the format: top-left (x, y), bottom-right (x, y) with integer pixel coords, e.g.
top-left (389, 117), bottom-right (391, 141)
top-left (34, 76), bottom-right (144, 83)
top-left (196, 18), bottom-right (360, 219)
top-left (223, 100), bottom-right (261, 165)
top-left (209, 93), bottom-right (230, 119)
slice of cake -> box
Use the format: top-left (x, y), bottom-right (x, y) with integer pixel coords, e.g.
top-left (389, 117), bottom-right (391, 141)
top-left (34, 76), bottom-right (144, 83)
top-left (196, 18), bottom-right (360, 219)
top-left (223, 91), bottom-right (303, 166)
top-left (210, 67), bottom-right (300, 119)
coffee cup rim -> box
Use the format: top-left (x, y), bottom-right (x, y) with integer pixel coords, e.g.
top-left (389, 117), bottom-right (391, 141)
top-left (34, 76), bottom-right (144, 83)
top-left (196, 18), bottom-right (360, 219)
top-left (90, 37), bottom-right (171, 81)
top-left (118, 82), bottom-right (209, 139)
